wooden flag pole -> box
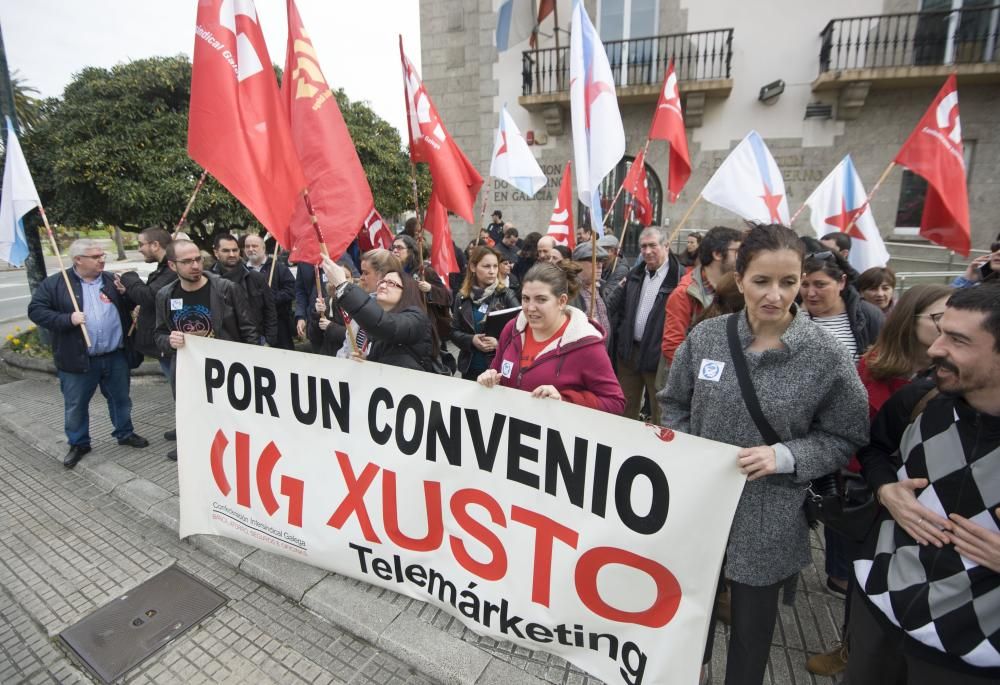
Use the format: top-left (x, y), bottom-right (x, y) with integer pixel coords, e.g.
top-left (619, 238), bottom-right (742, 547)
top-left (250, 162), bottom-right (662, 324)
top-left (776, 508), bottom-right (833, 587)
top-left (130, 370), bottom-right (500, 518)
top-left (36, 204), bottom-right (91, 348)
top-left (408, 160), bottom-right (427, 275)
top-left (839, 161), bottom-right (896, 239)
top-left (665, 194), bottom-right (703, 246)
top-left (788, 201), bottom-right (808, 226)
top-left (478, 175), bottom-right (493, 233)
top-left (589, 231), bottom-right (598, 318)
top-left (267, 239), bottom-right (280, 287)
top-left (608, 200), bottom-right (637, 278)
top-left (302, 190), bottom-right (361, 356)
top-left (174, 170), bottom-right (208, 234)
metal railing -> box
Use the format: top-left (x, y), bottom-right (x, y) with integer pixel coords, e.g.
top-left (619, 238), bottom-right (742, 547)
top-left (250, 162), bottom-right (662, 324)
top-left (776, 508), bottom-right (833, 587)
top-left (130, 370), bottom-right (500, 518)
top-left (819, 5), bottom-right (999, 73)
top-left (521, 28), bottom-right (733, 96)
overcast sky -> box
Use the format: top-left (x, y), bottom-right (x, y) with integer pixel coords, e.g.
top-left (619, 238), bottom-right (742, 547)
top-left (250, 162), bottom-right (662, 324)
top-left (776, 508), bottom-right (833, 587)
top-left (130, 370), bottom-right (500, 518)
top-left (1, 0), bottom-right (422, 137)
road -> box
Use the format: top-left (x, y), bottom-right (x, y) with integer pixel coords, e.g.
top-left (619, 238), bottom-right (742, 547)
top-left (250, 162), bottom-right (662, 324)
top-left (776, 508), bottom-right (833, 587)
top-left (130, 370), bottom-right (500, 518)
top-left (0, 268), bottom-right (31, 325)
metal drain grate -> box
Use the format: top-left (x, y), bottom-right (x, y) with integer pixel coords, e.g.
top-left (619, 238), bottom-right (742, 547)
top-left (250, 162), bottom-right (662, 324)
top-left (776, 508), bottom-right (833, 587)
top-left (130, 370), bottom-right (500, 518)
top-left (59, 565), bottom-right (227, 683)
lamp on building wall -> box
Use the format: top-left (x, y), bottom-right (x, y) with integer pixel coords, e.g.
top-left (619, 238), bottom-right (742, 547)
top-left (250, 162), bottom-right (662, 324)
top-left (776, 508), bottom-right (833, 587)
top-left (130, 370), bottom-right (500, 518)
top-left (758, 79), bottom-right (785, 104)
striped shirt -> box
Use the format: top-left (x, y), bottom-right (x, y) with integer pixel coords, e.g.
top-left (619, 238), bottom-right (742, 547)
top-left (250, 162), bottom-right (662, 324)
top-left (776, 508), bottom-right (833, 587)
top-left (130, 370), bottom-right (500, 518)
top-left (810, 312), bottom-right (858, 360)
top-left (633, 259), bottom-right (670, 342)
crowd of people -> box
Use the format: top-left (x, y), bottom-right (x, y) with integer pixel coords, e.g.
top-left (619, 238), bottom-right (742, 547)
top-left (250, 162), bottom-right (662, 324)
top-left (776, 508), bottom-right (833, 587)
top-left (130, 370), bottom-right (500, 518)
top-left (25, 219), bottom-right (1000, 685)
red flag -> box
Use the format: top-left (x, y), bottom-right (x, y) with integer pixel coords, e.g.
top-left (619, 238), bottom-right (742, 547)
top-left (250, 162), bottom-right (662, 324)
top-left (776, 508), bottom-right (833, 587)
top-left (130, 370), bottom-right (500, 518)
top-left (424, 193), bottom-right (459, 278)
top-left (893, 75), bottom-right (970, 256)
top-left (546, 161), bottom-right (575, 249)
top-left (283, 0), bottom-right (375, 264)
top-left (647, 60), bottom-right (691, 203)
top-left (623, 149), bottom-right (653, 226)
top-left (530, 0), bottom-right (555, 48)
top-left (188, 0), bottom-right (305, 243)
top-left (358, 207), bottom-right (394, 252)
top-left (400, 37), bottom-right (483, 223)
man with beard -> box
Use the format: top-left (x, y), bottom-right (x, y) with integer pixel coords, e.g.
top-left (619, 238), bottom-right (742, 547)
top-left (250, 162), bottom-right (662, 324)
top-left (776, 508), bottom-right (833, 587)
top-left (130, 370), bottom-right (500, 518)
top-left (850, 284), bottom-right (1000, 684)
top-left (117, 227), bottom-right (175, 371)
top-left (242, 233), bottom-right (296, 350)
top-left (210, 233), bottom-right (277, 347)
top-left (154, 239), bottom-right (257, 461)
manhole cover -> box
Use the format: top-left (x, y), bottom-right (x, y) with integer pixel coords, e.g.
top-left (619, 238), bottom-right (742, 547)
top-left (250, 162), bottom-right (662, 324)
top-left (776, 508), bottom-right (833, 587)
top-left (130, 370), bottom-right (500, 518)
top-left (59, 565), bottom-right (227, 683)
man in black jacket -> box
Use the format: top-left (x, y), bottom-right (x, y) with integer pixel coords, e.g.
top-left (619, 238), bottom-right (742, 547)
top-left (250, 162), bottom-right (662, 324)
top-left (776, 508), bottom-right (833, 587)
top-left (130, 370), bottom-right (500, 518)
top-left (210, 233), bottom-right (277, 346)
top-left (851, 284), bottom-right (1000, 684)
top-left (242, 233), bottom-right (296, 350)
top-left (117, 227), bottom-right (174, 370)
top-left (606, 226), bottom-right (680, 424)
top-left (28, 239), bottom-right (149, 468)
top-left (154, 239), bottom-right (258, 460)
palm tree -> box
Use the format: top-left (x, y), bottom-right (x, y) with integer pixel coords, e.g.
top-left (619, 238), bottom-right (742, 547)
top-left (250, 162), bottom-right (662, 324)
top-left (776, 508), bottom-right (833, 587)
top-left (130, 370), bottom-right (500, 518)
top-left (9, 70), bottom-right (43, 132)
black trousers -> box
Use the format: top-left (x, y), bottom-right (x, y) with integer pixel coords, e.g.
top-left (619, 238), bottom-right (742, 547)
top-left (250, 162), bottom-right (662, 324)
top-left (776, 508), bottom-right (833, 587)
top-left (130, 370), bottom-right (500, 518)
top-left (704, 578), bottom-right (784, 685)
top-left (845, 591), bottom-right (997, 685)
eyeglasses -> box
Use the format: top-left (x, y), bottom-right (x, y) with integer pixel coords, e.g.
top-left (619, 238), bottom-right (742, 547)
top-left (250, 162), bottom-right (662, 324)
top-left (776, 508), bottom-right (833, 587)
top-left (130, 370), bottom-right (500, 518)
top-left (916, 311), bottom-right (945, 331)
top-left (377, 279), bottom-right (403, 290)
top-left (79, 253), bottom-right (106, 260)
top-left (391, 244), bottom-right (407, 252)
top-left (173, 256), bottom-right (204, 266)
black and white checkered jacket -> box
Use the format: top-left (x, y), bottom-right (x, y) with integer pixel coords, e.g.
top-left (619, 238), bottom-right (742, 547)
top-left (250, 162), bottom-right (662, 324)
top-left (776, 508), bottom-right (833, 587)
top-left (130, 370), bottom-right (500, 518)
top-left (856, 381), bottom-right (1000, 676)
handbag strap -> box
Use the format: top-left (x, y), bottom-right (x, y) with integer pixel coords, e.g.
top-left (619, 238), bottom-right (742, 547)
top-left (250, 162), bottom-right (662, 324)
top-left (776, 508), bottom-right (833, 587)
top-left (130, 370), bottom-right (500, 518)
top-left (726, 313), bottom-right (782, 446)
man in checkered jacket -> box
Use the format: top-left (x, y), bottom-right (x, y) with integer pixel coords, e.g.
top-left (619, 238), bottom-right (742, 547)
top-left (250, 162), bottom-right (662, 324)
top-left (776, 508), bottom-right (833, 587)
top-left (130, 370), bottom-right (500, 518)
top-left (851, 284), bottom-right (1000, 684)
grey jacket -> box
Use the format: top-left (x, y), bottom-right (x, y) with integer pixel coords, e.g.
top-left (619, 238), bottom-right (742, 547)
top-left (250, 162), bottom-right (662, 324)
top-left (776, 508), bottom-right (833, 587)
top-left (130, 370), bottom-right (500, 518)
top-left (658, 309), bottom-right (869, 585)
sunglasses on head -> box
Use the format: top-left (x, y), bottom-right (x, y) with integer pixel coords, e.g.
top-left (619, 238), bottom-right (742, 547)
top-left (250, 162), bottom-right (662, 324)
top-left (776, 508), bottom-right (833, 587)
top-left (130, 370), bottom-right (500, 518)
top-left (806, 250), bottom-right (835, 262)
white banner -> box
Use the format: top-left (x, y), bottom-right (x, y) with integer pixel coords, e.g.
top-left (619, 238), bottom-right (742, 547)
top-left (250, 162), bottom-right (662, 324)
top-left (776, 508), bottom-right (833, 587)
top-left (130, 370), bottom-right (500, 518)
top-left (177, 337), bottom-right (745, 685)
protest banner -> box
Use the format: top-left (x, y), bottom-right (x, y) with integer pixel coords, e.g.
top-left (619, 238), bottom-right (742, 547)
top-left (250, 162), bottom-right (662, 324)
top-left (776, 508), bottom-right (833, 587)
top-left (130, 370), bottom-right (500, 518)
top-left (177, 336), bottom-right (745, 685)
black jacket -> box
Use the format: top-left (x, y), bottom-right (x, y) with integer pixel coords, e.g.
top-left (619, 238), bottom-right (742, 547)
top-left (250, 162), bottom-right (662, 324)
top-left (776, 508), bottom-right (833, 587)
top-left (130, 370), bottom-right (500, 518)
top-left (450, 286), bottom-right (520, 375)
top-left (153, 272), bottom-right (259, 356)
top-left (211, 262), bottom-right (277, 346)
top-left (337, 283), bottom-right (435, 372)
top-left (608, 253), bottom-right (681, 372)
top-left (305, 296), bottom-right (347, 356)
top-left (843, 285), bottom-right (885, 355)
top-left (119, 258), bottom-right (176, 358)
top-left (28, 269), bottom-right (137, 374)
top-left (256, 257), bottom-right (296, 350)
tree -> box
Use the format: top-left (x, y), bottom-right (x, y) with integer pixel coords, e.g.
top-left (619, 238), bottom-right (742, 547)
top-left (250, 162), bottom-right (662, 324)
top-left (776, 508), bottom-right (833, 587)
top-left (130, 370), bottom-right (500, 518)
top-left (23, 56), bottom-right (425, 250)
top-left (9, 70), bottom-right (44, 132)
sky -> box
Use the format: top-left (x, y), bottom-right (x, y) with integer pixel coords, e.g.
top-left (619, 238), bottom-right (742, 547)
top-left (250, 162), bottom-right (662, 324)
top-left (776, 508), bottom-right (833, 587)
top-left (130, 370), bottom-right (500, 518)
top-left (0, 0), bottom-right (422, 137)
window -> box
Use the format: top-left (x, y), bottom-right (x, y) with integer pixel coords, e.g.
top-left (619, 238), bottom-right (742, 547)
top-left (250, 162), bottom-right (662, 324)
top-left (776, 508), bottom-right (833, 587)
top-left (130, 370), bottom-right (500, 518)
top-left (598, 0), bottom-right (659, 85)
top-left (914, 0), bottom-right (999, 65)
top-left (579, 156), bottom-right (663, 259)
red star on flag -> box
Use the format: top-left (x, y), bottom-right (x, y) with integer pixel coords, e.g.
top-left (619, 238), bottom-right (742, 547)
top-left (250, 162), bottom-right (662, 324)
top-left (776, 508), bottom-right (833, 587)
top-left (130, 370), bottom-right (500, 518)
top-left (496, 130), bottom-right (508, 157)
top-left (583, 66), bottom-right (614, 131)
top-left (824, 199), bottom-right (867, 240)
top-left (759, 184), bottom-right (785, 223)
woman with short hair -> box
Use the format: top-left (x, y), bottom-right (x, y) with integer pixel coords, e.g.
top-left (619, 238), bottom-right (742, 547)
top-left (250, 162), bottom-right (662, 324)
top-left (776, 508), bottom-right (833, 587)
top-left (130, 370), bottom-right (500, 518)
top-left (856, 266), bottom-right (897, 315)
top-left (477, 261), bottom-right (624, 414)
top-left (659, 224), bottom-right (869, 685)
top-left (451, 247), bottom-right (519, 380)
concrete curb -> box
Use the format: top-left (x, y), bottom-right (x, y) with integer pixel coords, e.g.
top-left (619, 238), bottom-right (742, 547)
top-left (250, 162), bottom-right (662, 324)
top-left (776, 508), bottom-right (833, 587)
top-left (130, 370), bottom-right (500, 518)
top-left (0, 398), bottom-right (547, 685)
top-left (0, 347), bottom-right (164, 380)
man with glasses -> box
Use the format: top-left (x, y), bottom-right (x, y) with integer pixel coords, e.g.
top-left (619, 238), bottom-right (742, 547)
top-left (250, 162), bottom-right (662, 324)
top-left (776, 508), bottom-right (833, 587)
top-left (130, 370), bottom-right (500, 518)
top-left (606, 226), bottom-right (681, 423)
top-left (153, 239), bottom-right (257, 461)
top-left (28, 239), bottom-right (149, 468)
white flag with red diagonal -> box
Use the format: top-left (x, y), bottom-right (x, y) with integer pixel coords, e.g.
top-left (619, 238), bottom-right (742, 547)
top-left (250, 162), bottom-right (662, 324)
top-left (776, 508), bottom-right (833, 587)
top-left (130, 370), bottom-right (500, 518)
top-left (490, 105), bottom-right (547, 197)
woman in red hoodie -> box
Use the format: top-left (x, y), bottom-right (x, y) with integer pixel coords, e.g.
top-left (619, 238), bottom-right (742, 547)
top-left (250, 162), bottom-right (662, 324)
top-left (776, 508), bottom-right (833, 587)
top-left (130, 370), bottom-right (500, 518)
top-left (477, 261), bottom-right (624, 414)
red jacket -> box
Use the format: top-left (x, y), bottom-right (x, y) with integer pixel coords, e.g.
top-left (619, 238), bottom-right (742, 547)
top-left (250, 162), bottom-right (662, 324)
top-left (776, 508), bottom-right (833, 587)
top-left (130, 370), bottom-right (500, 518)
top-left (490, 307), bottom-right (625, 414)
top-left (850, 355), bottom-right (911, 472)
top-left (661, 267), bottom-right (711, 363)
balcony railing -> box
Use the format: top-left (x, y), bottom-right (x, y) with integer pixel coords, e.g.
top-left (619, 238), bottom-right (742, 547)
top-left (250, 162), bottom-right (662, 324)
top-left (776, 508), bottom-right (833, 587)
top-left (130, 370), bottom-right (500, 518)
top-left (819, 5), bottom-right (999, 73)
top-left (521, 28), bottom-right (733, 96)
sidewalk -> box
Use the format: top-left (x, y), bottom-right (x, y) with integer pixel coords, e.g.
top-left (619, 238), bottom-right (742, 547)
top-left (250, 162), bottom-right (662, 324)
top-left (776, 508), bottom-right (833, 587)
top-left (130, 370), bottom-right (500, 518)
top-left (0, 375), bottom-right (847, 684)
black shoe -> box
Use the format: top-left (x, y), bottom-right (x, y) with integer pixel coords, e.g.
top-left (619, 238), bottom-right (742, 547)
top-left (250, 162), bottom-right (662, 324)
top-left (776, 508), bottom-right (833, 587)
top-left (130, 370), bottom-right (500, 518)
top-left (117, 433), bottom-right (150, 448)
top-left (164, 429), bottom-right (176, 441)
top-left (166, 448), bottom-right (177, 461)
top-left (64, 444), bottom-right (91, 468)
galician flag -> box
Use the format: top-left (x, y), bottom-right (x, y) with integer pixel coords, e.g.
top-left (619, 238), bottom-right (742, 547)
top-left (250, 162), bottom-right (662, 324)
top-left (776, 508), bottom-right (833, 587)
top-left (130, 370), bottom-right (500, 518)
top-left (569, 0), bottom-right (624, 235)
top-left (701, 130), bottom-right (789, 225)
top-left (0, 120), bottom-right (39, 267)
top-left (490, 105), bottom-right (547, 197)
top-left (805, 155), bottom-right (889, 273)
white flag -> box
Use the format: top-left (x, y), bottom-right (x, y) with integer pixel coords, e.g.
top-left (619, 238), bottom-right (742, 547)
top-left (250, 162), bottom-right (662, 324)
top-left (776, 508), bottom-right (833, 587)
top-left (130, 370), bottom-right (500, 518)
top-left (569, 0), bottom-right (625, 234)
top-left (0, 120), bottom-right (39, 267)
top-left (701, 131), bottom-right (789, 225)
top-left (805, 155), bottom-right (889, 273)
top-left (490, 106), bottom-right (547, 197)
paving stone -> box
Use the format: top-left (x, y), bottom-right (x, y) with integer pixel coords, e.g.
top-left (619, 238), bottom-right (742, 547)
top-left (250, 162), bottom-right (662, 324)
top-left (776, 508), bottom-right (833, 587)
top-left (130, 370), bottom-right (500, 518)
top-left (239, 549), bottom-right (328, 602)
top-left (81, 459), bottom-right (138, 493)
top-left (148, 495), bottom-right (181, 530)
top-left (113, 477), bottom-right (173, 514)
top-left (476, 657), bottom-right (548, 685)
top-left (379, 612), bottom-right (490, 685)
top-left (188, 533), bottom-right (257, 568)
top-left (303, 575), bottom-right (404, 645)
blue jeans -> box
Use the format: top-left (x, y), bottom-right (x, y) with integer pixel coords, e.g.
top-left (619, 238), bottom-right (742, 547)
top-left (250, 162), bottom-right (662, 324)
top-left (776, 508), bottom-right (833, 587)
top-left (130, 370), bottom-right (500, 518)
top-left (159, 355), bottom-right (175, 399)
top-left (57, 349), bottom-right (134, 446)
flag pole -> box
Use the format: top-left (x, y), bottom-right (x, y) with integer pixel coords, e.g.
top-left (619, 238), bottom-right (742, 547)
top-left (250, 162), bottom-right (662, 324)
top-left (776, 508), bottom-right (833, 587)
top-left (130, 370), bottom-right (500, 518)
top-left (478, 176), bottom-right (493, 233)
top-left (302, 189), bottom-right (361, 356)
top-left (788, 201), bottom-right (808, 226)
top-left (839, 161), bottom-right (897, 240)
top-left (408, 160), bottom-right (427, 276)
top-left (589, 231), bottom-right (598, 319)
top-left (174, 170), bottom-right (208, 234)
top-left (268, 240), bottom-right (280, 287)
top-left (36, 204), bottom-right (91, 348)
top-left (604, 140), bottom-right (649, 274)
top-left (665, 194), bottom-right (703, 246)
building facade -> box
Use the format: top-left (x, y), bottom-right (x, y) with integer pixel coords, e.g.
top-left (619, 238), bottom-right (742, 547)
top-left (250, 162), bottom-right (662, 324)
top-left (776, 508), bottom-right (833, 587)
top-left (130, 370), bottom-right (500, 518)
top-left (419, 0), bottom-right (999, 258)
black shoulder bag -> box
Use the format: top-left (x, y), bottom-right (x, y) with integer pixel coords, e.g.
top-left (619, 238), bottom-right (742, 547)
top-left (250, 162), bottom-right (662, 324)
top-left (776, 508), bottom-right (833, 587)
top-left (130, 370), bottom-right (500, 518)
top-left (725, 315), bottom-right (878, 542)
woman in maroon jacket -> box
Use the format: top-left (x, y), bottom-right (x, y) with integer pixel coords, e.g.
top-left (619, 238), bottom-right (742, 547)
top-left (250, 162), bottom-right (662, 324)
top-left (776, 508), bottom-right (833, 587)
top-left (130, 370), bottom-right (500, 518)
top-left (477, 261), bottom-right (624, 414)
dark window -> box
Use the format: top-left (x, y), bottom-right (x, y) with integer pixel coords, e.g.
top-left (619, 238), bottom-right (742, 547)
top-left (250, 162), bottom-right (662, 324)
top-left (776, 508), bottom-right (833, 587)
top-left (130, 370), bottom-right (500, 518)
top-left (578, 155), bottom-right (663, 261)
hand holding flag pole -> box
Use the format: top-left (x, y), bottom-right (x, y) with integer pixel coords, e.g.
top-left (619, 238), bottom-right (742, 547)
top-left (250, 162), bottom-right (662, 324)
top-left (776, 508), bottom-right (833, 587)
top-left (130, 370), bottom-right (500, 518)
top-left (302, 189), bottom-right (360, 357)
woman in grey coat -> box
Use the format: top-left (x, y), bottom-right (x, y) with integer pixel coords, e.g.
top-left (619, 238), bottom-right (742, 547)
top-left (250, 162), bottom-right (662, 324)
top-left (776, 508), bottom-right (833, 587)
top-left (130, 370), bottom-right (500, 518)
top-left (658, 224), bottom-right (869, 685)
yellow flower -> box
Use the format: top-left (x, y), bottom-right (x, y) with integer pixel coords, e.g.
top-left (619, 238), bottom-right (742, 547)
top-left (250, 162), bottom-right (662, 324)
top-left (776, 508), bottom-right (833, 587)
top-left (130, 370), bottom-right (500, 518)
top-left (14, 326), bottom-right (20, 332)
top-left (11, 339), bottom-right (20, 346)
top-left (4, 335), bottom-right (11, 341)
